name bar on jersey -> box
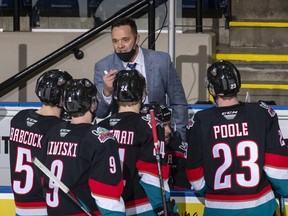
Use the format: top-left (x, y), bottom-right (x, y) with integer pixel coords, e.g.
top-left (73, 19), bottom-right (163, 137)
top-left (47, 141), bottom-right (78, 157)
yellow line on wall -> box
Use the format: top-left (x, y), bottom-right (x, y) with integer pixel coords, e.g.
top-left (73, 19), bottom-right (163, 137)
top-left (241, 84), bottom-right (288, 90)
top-left (216, 53), bottom-right (288, 62)
top-left (230, 21), bottom-right (288, 28)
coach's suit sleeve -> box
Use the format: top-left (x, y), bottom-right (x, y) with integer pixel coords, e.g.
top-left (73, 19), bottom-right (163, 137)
top-left (165, 55), bottom-right (188, 141)
top-left (144, 49), bottom-right (188, 142)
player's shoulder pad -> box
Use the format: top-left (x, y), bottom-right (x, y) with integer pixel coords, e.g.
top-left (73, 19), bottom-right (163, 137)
top-left (13, 109), bottom-right (33, 119)
top-left (91, 126), bottom-right (115, 143)
top-left (258, 101), bottom-right (276, 117)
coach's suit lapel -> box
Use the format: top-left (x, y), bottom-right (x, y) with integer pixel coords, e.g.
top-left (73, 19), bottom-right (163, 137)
top-left (142, 48), bottom-right (154, 102)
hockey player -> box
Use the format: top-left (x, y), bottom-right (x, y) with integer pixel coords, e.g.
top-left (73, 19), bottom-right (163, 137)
top-left (141, 103), bottom-right (190, 189)
top-left (186, 60), bottom-right (288, 216)
top-left (98, 69), bottom-right (178, 215)
top-left (9, 69), bottom-right (72, 216)
top-left (40, 78), bottom-right (125, 215)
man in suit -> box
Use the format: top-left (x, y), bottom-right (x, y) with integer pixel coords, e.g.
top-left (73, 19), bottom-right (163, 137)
top-left (93, 17), bottom-right (188, 140)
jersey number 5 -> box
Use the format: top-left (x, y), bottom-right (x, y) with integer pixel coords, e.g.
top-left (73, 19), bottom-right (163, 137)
top-left (13, 147), bottom-right (34, 194)
top-left (213, 141), bottom-right (260, 190)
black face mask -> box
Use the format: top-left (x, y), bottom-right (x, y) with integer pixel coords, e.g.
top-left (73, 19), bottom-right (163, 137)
top-left (116, 46), bottom-right (137, 62)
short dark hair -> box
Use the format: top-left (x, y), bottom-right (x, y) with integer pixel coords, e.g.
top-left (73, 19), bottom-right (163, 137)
top-left (111, 17), bottom-right (138, 36)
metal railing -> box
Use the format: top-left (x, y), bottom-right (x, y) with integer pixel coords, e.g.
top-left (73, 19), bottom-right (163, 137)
top-left (0, 0), bottom-right (232, 98)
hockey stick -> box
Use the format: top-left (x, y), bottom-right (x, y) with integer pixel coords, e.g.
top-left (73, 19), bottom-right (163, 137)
top-left (150, 109), bottom-right (168, 216)
top-left (32, 157), bottom-right (94, 216)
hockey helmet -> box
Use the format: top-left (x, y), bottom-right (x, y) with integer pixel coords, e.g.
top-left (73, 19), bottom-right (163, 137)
top-left (113, 69), bottom-right (146, 102)
top-left (35, 69), bottom-right (72, 105)
top-left (206, 60), bottom-right (241, 97)
top-left (141, 102), bottom-right (172, 122)
top-left (63, 79), bottom-right (98, 114)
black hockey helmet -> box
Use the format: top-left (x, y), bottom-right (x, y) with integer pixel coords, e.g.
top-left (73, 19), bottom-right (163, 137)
top-left (63, 79), bottom-right (98, 114)
top-left (35, 69), bottom-right (72, 106)
top-left (206, 60), bottom-right (241, 97)
top-left (141, 102), bottom-right (172, 122)
top-left (113, 69), bottom-right (146, 102)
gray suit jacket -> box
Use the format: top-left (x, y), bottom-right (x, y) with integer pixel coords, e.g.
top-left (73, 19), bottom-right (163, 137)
top-left (94, 48), bottom-right (188, 140)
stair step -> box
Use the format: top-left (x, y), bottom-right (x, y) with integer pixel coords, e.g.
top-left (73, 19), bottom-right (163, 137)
top-left (216, 46), bottom-right (288, 63)
top-left (221, 0), bottom-right (288, 104)
top-left (230, 21), bottom-right (288, 28)
top-left (228, 23), bottom-right (288, 47)
top-left (231, 69), bottom-right (288, 105)
top-left (231, 0), bottom-right (288, 20)
top-left (216, 46), bottom-right (288, 104)
top-left (216, 53), bottom-right (288, 62)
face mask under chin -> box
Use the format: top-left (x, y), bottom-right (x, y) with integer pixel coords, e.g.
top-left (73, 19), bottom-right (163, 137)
top-left (116, 47), bottom-right (136, 62)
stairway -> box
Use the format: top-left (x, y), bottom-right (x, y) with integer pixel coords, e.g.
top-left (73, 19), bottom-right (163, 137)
top-left (216, 0), bottom-right (288, 105)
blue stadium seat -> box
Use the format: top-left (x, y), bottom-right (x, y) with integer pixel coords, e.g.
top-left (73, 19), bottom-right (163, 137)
top-left (182, 0), bottom-right (220, 10)
top-left (0, 0), bottom-right (28, 16)
top-left (182, 0), bottom-right (222, 18)
top-left (35, 0), bottom-right (80, 17)
top-left (0, 0), bottom-right (81, 17)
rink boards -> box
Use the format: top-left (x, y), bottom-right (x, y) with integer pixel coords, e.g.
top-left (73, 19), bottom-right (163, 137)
top-left (2, 103), bottom-right (288, 215)
top-left (0, 187), bottom-right (287, 215)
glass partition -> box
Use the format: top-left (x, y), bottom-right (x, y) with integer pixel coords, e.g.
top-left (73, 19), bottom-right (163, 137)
top-left (0, 0), bottom-right (224, 32)
top-left (0, 0), bottom-right (185, 32)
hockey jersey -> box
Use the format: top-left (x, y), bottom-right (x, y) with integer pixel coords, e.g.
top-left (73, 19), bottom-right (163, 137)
top-left (9, 109), bottom-right (63, 216)
top-left (42, 122), bottom-right (125, 216)
top-left (98, 112), bottom-right (170, 215)
top-left (186, 102), bottom-right (288, 216)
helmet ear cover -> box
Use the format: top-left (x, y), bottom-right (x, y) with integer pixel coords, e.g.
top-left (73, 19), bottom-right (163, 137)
top-left (206, 60), bottom-right (241, 97)
top-left (35, 69), bottom-right (72, 105)
top-left (113, 69), bottom-right (146, 102)
top-left (63, 79), bottom-right (98, 115)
